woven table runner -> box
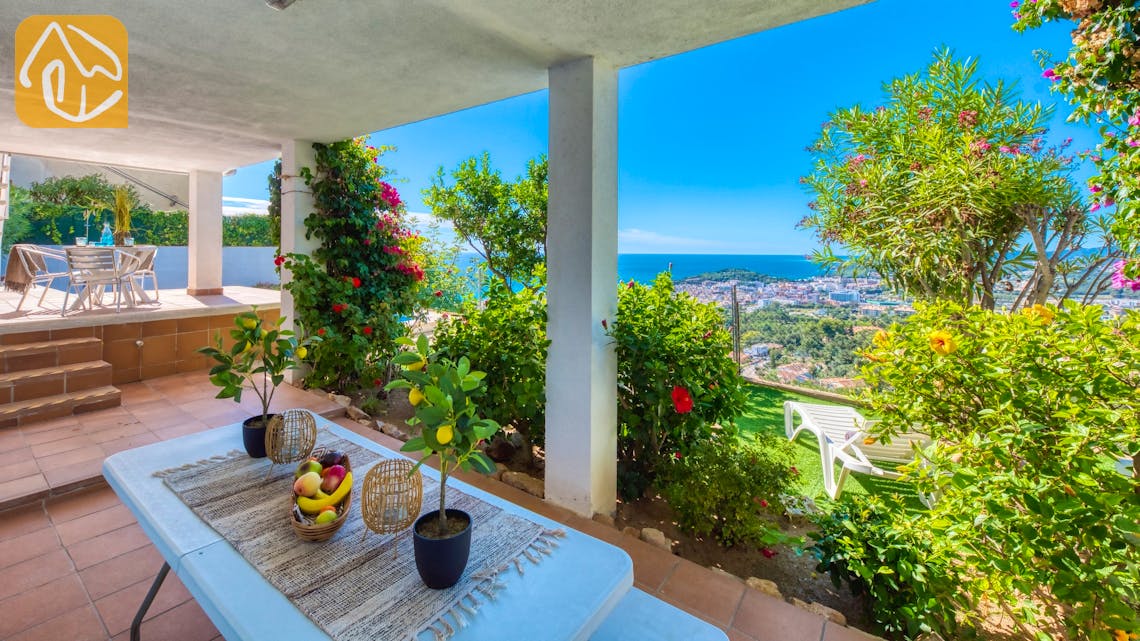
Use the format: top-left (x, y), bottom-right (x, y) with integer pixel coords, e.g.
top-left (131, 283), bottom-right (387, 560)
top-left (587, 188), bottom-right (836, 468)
top-left (157, 435), bottom-right (564, 641)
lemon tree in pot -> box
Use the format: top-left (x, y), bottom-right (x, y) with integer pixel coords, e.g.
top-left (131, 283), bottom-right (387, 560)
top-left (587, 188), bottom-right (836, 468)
top-left (385, 335), bottom-right (501, 589)
top-left (198, 307), bottom-right (315, 458)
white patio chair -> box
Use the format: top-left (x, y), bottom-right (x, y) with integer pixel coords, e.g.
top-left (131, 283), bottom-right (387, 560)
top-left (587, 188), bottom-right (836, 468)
top-left (63, 246), bottom-right (124, 315)
top-left (13, 244), bottom-right (68, 311)
top-left (127, 246), bottom-right (159, 302)
top-left (784, 401), bottom-right (933, 503)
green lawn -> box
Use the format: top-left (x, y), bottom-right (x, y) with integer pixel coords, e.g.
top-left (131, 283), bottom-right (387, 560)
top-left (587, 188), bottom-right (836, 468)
top-left (736, 384), bottom-right (923, 508)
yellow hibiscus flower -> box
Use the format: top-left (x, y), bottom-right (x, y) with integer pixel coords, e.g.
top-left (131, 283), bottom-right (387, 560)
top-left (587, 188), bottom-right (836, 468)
top-left (928, 330), bottom-right (957, 356)
top-left (1021, 304), bottom-right (1055, 324)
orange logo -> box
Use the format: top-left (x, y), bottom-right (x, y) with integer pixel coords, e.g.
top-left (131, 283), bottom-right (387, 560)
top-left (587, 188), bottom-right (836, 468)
top-left (14, 15), bottom-right (128, 128)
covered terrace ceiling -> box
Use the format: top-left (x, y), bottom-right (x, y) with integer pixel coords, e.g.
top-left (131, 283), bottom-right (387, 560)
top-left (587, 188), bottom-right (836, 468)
top-left (0, 0), bottom-right (866, 173)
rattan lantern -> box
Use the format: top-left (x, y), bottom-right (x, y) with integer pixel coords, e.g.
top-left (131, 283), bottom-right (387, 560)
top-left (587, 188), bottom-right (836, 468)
top-left (264, 409), bottom-right (317, 478)
top-left (361, 459), bottom-right (423, 554)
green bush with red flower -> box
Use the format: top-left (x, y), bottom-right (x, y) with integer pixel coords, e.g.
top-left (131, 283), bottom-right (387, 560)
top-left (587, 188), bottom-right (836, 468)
top-left (606, 271), bottom-right (747, 499)
top-left (278, 139), bottom-right (423, 391)
top-left (856, 301), bottom-right (1139, 640)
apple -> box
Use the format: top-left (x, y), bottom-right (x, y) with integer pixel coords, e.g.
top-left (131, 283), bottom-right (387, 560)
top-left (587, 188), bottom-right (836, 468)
top-left (320, 465), bottom-right (347, 493)
top-left (293, 471), bottom-right (322, 498)
top-left (294, 459), bottom-right (322, 479)
top-left (314, 508), bottom-right (338, 524)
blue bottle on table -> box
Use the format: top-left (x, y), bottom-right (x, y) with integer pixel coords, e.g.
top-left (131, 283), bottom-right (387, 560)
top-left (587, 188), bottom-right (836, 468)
top-left (100, 221), bottom-right (114, 246)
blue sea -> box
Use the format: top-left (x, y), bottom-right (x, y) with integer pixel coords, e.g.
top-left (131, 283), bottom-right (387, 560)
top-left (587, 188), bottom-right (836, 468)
top-left (617, 254), bottom-right (824, 284)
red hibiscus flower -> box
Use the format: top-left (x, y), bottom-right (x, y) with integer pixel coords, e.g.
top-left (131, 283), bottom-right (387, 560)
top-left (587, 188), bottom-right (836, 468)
top-left (760, 548), bottom-right (777, 559)
top-left (331, 303), bottom-right (345, 313)
top-left (671, 386), bottom-right (693, 414)
top-left (274, 255), bottom-right (285, 267)
top-left (759, 498), bottom-right (769, 508)
top-left (362, 326), bottom-right (373, 335)
top-left (352, 277), bottom-right (362, 288)
top-left (434, 290), bottom-right (442, 297)
top-left (374, 378), bottom-right (382, 387)
top-left (364, 238), bottom-right (372, 246)
top-left (317, 328), bottom-right (326, 336)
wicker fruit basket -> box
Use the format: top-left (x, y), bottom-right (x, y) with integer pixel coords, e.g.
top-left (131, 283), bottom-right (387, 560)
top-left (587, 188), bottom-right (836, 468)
top-left (290, 447), bottom-right (353, 542)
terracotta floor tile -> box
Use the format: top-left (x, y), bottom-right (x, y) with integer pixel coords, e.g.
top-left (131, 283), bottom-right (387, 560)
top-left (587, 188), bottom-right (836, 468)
top-left (35, 443), bottom-right (106, 470)
top-left (66, 522), bottom-right (151, 570)
top-left (625, 540), bottom-right (682, 591)
top-left (0, 428), bottom-right (28, 450)
top-left (6, 604), bottom-right (109, 641)
top-left (108, 598), bottom-right (218, 641)
top-left (823, 622), bottom-right (884, 641)
top-left (0, 474), bottom-right (49, 506)
top-left (0, 503), bottom-right (51, 540)
top-left (21, 423), bottom-right (86, 446)
top-left (731, 587), bottom-right (826, 641)
top-left (120, 398), bottom-right (174, 416)
top-left (29, 434), bottom-right (97, 458)
top-left (43, 457), bottom-right (107, 492)
top-left (0, 548), bottom-right (76, 601)
top-left (95, 570), bottom-right (193, 636)
top-left (75, 407), bottom-right (134, 430)
top-left (18, 415), bottom-right (80, 435)
top-left (47, 486), bottom-right (122, 524)
top-left (728, 628), bottom-right (759, 641)
top-left (117, 382), bottom-right (164, 405)
top-left (0, 574), bottom-right (90, 638)
top-left (658, 558), bottom-right (747, 626)
top-left (0, 525), bottom-right (62, 570)
top-left (151, 419), bottom-right (211, 441)
top-left (85, 420), bottom-right (151, 444)
top-left (79, 544), bottom-right (165, 601)
top-left (99, 432), bottom-right (161, 456)
top-left (56, 504), bottom-right (137, 546)
top-left (10, 454), bottom-right (41, 480)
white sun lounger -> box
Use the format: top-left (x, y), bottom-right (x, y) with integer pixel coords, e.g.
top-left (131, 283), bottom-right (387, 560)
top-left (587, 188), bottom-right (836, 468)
top-left (784, 401), bottom-right (932, 502)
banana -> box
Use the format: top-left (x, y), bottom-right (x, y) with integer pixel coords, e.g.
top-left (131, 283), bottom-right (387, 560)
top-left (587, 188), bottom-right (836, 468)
top-left (297, 471), bottom-right (352, 514)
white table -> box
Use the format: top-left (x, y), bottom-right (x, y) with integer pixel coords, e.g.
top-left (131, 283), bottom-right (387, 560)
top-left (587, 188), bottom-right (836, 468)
top-left (103, 419), bottom-right (634, 641)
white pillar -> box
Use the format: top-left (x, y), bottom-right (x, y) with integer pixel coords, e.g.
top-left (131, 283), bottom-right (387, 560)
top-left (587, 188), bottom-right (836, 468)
top-left (187, 170), bottom-right (223, 295)
top-left (544, 57), bottom-right (619, 517)
top-left (279, 140), bottom-right (318, 335)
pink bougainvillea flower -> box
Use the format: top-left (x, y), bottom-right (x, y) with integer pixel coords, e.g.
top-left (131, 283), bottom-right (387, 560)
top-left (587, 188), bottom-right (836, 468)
top-left (627, 280), bottom-right (634, 289)
top-left (1042, 68), bottom-right (1058, 81)
top-left (999, 145), bottom-right (1012, 153)
top-left (1091, 202), bottom-right (1102, 212)
top-left (671, 386), bottom-right (694, 414)
top-left (434, 290), bottom-right (443, 297)
top-left (363, 238), bottom-right (372, 246)
top-left (1128, 139), bottom-right (1140, 148)
top-left (352, 277), bottom-right (362, 288)
top-left (1111, 260), bottom-right (1140, 291)
top-left (702, 330), bottom-right (713, 340)
top-left (760, 548), bottom-right (777, 559)
top-left (601, 319), bottom-right (608, 329)
top-left (274, 255), bottom-right (285, 267)
top-left (362, 326), bottom-right (373, 336)
top-left (674, 452), bottom-right (682, 460)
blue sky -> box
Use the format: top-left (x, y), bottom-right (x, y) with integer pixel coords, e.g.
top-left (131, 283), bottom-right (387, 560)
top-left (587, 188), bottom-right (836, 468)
top-left (223, 0), bottom-right (1092, 255)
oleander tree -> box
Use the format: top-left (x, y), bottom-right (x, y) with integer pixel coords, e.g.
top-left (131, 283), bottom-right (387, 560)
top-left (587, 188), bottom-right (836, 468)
top-left (801, 50), bottom-right (1122, 310)
top-left (1013, 0), bottom-right (1140, 279)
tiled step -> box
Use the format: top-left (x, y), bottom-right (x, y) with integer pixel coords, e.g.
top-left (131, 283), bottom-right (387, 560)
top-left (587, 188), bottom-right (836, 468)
top-left (0, 361), bottom-right (113, 404)
top-left (0, 337), bottom-right (103, 373)
top-left (0, 385), bottom-right (121, 428)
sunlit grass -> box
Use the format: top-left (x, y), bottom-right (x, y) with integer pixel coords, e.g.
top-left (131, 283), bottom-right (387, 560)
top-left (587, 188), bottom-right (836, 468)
top-left (735, 384), bottom-right (923, 509)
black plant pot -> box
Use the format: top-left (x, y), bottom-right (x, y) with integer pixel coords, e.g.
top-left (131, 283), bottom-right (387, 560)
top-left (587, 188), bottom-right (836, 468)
top-left (241, 414), bottom-right (277, 458)
top-left (412, 509), bottom-right (472, 589)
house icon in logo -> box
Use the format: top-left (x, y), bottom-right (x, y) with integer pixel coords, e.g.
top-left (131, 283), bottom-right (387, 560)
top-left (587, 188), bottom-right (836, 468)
top-left (15, 15), bottom-right (128, 128)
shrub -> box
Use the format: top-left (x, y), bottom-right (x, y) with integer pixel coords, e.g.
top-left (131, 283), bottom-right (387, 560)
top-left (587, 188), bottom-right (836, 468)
top-left (432, 274), bottom-right (548, 449)
top-left (607, 272), bottom-right (746, 498)
top-left (810, 494), bottom-right (958, 640)
top-left (281, 139), bottom-right (422, 391)
top-left (862, 301), bottom-right (1140, 639)
top-left (662, 433), bottom-right (798, 548)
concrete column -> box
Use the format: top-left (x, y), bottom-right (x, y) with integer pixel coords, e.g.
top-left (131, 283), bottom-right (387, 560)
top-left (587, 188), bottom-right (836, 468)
top-left (279, 140), bottom-right (318, 336)
top-left (187, 170), bottom-right (223, 295)
top-left (544, 57), bottom-right (619, 517)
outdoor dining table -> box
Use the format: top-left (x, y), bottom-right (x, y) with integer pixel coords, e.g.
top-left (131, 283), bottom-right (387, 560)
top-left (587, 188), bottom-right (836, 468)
top-left (65, 244), bottom-right (158, 312)
top-left (103, 417), bottom-right (637, 641)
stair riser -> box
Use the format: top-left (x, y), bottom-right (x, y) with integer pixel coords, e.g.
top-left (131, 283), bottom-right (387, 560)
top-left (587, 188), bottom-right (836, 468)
top-left (0, 366), bottom-right (113, 404)
top-left (0, 388), bottom-right (121, 429)
top-left (1, 342), bottom-right (103, 373)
